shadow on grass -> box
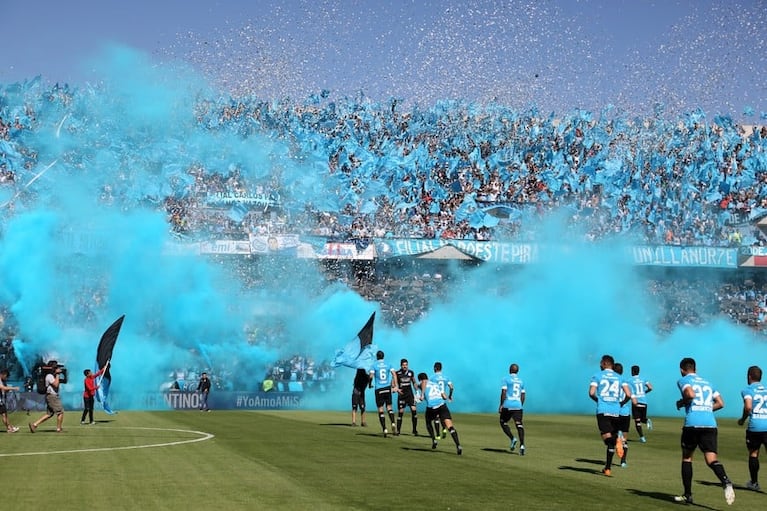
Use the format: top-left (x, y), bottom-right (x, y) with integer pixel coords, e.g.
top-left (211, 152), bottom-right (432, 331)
top-left (319, 422), bottom-right (357, 427)
top-left (481, 447), bottom-right (515, 455)
top-left (354, 432), bottom-right (390, 438)
top-left (574, 457), bottom-right (604, 466)
top-left (696, 479), bottom-right (726, 488)
top-left (401, 446), bottom-right (440, 453)
top-left (626, 489), bottom-right (718, 510)
top-left (558, 465), bottom-right (605, 475)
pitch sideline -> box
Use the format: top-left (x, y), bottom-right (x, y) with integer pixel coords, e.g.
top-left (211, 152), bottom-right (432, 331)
top-left (0, 426), bottom-right (214, 457)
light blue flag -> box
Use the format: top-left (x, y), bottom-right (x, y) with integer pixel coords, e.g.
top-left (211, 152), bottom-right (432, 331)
top-left (332, 313), bottom-right (378, 371)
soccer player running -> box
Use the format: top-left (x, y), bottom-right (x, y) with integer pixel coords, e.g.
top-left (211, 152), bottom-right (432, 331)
top-left (588, 354), bottom-right (631, 477)
top-left (629, 364), bottom-right (653, 442)
top-left (499, 363), bottom-right (526, 455)
top-left (369, 350), bottom-right (398, 437)
top-left (613, 363), bottom-right (631, 467)
top-left (674, 357), bottom-right (735, 506)
top-left (418, 372), bottom-right (462, 455)
top-left (737, 365), bottom-right (767, 492)
top-left (395, 358), bottom-right (418, 436)
top-left (431, 362), bottom-right (453, 439)
top-left (351, 368), bottom-right (369, 427)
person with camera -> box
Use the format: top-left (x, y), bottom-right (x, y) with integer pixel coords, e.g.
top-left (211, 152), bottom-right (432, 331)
top-left (29, 360), bottom-right (65, 433)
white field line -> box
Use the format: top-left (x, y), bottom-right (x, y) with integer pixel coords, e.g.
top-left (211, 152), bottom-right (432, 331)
top-left (0, 427), bottom-right (214, 457)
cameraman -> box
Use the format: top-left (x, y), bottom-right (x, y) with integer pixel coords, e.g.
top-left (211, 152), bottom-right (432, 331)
top-left (29, 360), bottom-right (65, 433)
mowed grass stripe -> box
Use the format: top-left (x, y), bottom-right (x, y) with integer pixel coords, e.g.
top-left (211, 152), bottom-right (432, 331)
top-left (2, 410), bottom-right (762, 510)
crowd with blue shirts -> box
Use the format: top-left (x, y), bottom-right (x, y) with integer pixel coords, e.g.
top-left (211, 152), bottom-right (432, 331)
top-left (2, 80), bottom-right (767, 245)
top-left (4, 80), bottom-right (767, 386)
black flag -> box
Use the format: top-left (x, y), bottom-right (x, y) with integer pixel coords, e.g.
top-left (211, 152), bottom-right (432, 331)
top-left (357, 311), bottom-right (375, 352)
top-left (97, 314), bottom-right (124, 381)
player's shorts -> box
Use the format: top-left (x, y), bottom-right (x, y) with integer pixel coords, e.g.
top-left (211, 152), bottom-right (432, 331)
top-left (374, 387), bottom-right (392, 408)
top-left (0, 403), bottom-right (6, 414)
top-left (618, 415), bottom-right (631, 434)
top-left (746, 430), bottom-right (767, 452)
top-left (681, 426), bottom-right (718, 454)
top-left (596, 413), bottom-right (621, 436)
top-left (500, 408), bottom-right (523, 424)
top-left (45, 394), bottom-right (64, 415)
top-left (352, 387), bottom-right (366, 411)
top-left (397, 391), bottom-right (416, 410)
top-left (426, 404), bottom-right (452, 423)
top-left (632, 403), bottom-right (648, 423)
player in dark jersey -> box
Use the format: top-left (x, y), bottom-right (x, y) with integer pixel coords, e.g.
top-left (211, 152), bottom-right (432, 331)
top-left (395, 358), bottom-right (418, 436)
top-left (614, 363), bottom-right (631, 467)
top-left (351, 368), bottom-right (369, 427)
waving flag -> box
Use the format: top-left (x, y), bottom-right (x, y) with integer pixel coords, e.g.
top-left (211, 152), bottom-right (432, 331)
top-left (332, 312), bottom-right (377, 371)
top-left (95, 315), bottom-right (125, 414)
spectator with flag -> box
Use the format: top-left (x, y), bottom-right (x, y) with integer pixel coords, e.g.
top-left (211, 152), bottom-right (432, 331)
top-left (81, 361), bottom-right (108, 425)
top-left (95, 315), bottom-right (125, 415)
top-left (351, 368), bottom-right (369, 427)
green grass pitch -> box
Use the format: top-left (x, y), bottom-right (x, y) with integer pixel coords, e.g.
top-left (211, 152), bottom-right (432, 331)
top-left (1, 410), bottom-right (761, 510)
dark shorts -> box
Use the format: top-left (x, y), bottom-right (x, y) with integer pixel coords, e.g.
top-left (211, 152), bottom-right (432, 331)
top-left (596, 414), bottom-right (621, 436)
top-left (352, 388), bottom-right (366, 410)
top-left (397, 391), bottom-right (416, 410)
top-left (618, 415), bottom-right (631, 433)
top-left (746, 430), bottom-right (767, 452)
top-left (425, 404), bottom-right (452, 423)
top-left (632, 403), bottom-right (648, 422)
top-left (374, 388), bottom-right (392, 408)
top-left (0, 403), bottom-right (6, 414)
top-left (681, 427), bottom-right (718, 454)
top-left (500, 408), bottom-right (523, 424)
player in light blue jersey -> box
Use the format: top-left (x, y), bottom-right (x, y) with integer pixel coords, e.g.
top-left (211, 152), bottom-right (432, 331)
top-left (674, 357), bottom-right (734, 506)
top-left (737, 365), bottom-right (767, 491)
top-left (499, 363), bottom-right (526, 455)
top-left (431, 362), bottom-right (453, 439)
top-left (418, 372), bottom-right (462, 455)
top-left (369, 350), bottom-right (398, 437)
top-left (588, 354), bottom-right (631, 477)
top-left (613, 363), bottom-right (631, 467)
top-left (629, 365), bottom-right (653, 442)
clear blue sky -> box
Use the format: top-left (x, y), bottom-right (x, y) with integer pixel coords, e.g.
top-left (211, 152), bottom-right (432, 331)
top-left (2, 0), bottom-right (765, 118)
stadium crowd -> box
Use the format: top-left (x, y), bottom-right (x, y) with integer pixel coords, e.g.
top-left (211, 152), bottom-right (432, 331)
top-left (2, 80), bottom-right (767, 245)
top-left (3, 80), bottom-right (767, 386)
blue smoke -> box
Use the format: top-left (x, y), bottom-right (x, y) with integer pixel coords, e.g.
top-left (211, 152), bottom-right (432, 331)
top-left (1, 45), bottom-right (764, 418)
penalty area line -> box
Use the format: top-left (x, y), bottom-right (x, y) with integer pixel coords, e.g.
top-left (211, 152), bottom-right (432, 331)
top-left (0, 426), bottom-right (215, 457)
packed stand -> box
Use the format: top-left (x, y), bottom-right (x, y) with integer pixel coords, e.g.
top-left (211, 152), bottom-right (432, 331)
top-left (2, 80), bottom-right (767, 245)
